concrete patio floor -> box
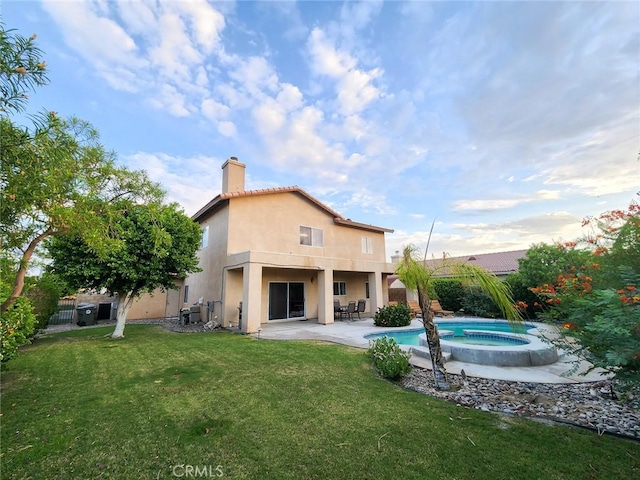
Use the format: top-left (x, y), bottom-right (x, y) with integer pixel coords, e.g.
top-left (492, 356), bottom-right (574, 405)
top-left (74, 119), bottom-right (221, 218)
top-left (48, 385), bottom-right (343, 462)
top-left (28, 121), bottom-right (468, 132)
top-left (252, 317), bottom-right (612, 384)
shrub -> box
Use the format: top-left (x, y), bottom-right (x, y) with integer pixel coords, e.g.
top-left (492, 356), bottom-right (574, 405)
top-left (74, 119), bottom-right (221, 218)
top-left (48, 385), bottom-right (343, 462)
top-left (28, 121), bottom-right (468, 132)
top-left (367, 337), bottom-right (412, 380)
top-left (24, 274), bottom-right (64, 329)
top-left (373, 303), bottom-right (412, 327)
top-left (433, 279), bottom-right (464, 312)
top-left (1, 281), bottom-right (37, 361)
top-left (461, 287), bottom-right (502, 318)
top-left (504, 272), bottom-right (542, 319)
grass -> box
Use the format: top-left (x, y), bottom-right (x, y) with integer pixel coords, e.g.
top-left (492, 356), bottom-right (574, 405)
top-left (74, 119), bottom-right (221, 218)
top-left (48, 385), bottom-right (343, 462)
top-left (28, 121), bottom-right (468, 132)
top-left (1, 325), bottom-right (638, 479)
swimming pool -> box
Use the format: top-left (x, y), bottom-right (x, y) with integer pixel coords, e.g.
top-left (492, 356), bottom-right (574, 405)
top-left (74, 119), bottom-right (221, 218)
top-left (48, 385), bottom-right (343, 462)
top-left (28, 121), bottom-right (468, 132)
top-left (364, 318), bottom-right (558, 367)
top-left (364, 320), bottom-right (537, 346)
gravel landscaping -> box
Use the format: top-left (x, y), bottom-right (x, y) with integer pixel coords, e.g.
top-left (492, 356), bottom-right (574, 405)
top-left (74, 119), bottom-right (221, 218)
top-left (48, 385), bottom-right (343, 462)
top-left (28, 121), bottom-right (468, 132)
top-left (401, 367), bottom-right (640, 440)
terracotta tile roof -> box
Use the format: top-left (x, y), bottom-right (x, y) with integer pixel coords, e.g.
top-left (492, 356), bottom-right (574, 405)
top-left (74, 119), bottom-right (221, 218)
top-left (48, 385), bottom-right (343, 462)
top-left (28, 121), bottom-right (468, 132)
top-left (192, 186), bottom-right (393, 233)
top-left (388, 249), bottom-right (528, 284)
top-left (429, 249), bottom-right (528, 275)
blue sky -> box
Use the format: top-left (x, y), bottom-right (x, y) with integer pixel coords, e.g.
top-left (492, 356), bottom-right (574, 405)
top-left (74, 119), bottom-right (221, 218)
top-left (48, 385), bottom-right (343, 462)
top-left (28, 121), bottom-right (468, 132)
top-left (5, 1), bottom-right (639, 260)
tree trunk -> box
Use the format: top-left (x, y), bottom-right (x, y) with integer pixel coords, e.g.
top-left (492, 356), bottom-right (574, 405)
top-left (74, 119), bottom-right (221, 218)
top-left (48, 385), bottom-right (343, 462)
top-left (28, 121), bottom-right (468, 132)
top-left (111, 292), bottom-right (135, 338)
top-left (1, 227), bottom-right (56, 313)
top-left (417, 287), bottom-right (449, 391)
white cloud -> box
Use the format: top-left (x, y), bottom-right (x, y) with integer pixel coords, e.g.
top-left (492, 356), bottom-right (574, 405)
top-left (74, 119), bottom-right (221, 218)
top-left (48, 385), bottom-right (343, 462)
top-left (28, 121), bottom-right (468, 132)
top-left (125, 152), bottom-right (221, 216)
top-left (276, 84), bottom-right (304, 112)
top-left (218, 121), bottom-right (237, 138)
top-left (43, 0), bottom-right (226, 115)
top-left (307, 27), bottom-right (383, 115)
top-left (115, 0), bottom-right (156, 36)
top-left (201, 98), bottom-right (231, 121)
top-left (308, 28), bottom-right (354, 78)
top-left (148, 83), bottom-right (190, 117)
top-left (452, 190), bottom-right (562, 212)
top-left (148, 13), bottom-right (202, 79)
top-left (540, 123), bottom-right (639, 196)
top-left (340, 189), bottom-right (395, 216)
top-left (228, 56), bottom-right (280, 99)
top-left (337, 67), bottom-right (382, 116)
top-left (44, 2), bottom-right (143, 83)
top-left (339, 0), bottom-right (384, 32)
top-left (178, 0), bottom-right (225, 51)
top-left (388, 211), bottom-right (583, 259)
top-left (252, 100), bottom-right (287, 136)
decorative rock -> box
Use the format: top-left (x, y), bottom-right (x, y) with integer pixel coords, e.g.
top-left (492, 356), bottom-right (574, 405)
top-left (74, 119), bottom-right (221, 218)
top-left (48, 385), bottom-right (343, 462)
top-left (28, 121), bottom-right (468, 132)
top-left (401, 367), bottom-right (640, 439)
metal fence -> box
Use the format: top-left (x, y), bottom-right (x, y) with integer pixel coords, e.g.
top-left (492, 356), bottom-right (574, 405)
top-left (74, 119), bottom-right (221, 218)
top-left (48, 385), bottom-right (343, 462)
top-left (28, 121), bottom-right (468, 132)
top-left (48, 298), bottom-right (76, 325)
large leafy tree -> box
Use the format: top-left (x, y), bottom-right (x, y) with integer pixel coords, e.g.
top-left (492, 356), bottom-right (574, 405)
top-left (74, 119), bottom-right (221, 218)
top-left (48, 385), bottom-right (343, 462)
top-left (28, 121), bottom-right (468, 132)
top-left (396, 245), bottom-right (521, 390)
top-left (532, 199), bottom-right (640, 389)
top-left (517, 242), bottom-right (595, 289)
top-left (47, 202), bottom-right (202, 338)
top-left (1, 24), bottom-right (162, 314)
top-left (0, 114), bottom-right (163, 313)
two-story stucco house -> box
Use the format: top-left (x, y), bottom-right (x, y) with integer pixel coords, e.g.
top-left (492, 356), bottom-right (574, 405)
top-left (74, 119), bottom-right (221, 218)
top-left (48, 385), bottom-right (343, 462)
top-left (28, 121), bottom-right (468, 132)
top-left (182, 157), bottom-right (395, 333)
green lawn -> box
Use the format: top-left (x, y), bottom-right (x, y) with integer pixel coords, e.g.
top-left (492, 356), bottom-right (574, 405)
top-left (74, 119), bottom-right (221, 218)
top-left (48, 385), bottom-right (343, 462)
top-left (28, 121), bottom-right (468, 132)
top-left (1, 325), bottom-right (638, 479)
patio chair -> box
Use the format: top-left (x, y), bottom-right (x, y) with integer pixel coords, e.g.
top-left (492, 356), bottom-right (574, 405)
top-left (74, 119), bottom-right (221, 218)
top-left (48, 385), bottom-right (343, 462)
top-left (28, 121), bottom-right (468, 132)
top-left (407, 300), bottom-right (422, 317)
top-left (430, 300), bottom-right (454, 317)
top-left (334, 299), bottom-right (346, 320)
top-left (356, 299), bottom-right (366, 320)
top-left (345, 301), bottom-right (357, 321)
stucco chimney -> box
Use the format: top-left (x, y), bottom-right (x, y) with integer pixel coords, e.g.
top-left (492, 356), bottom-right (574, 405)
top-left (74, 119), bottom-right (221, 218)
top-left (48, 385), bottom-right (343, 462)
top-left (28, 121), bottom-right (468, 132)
top-left (221, 156), bottom-right (246, 193)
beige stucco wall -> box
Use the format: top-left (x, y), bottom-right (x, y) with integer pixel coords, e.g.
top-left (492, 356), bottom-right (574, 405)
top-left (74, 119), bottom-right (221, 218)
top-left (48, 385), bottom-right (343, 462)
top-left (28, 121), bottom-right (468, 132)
top-left (128, 288), bottom-right (171, 320)
top-left (227, 193), bottom-right (387, 263)
top-left (73, 284), bottom-right (180, 321)
top-left (182, 204), bottom-right (230, 319)
top-left (182, 190), bottom-right (394, 332)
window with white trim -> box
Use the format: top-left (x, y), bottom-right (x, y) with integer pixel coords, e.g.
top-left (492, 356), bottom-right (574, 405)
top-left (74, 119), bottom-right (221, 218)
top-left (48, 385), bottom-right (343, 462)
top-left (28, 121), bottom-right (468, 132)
top-left (300, 226), bottom-right (323, 247)
top-left (184, 285), bottom-right (189, 303)
top-left (361, 236), bottom-right (373, 254)
top-left (333, 281), bottom-right (347, 296)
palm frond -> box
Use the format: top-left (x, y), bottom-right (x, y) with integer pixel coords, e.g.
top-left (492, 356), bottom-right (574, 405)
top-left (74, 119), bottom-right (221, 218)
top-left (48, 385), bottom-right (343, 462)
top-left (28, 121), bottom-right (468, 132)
top-left (447, 262), bottom-right (521, 321)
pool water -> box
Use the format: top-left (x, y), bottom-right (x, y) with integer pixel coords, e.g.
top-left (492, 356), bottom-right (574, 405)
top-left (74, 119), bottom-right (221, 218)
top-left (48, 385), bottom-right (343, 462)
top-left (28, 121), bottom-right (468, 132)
top-left (370, 329), bottom-right (423, 346)
top-left (365, 321), bottom-right (536, 346)
top-left (437, 321), bottom-right (531, 336)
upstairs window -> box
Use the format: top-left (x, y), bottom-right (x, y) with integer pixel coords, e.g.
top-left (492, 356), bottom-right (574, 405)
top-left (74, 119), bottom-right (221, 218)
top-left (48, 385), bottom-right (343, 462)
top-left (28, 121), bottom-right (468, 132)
top-left (300, 226), bottom-right (323, 247)
top-left (201, 225), bottom-right (209, 248)
top-left (361, 236), bottom-right (373, 254)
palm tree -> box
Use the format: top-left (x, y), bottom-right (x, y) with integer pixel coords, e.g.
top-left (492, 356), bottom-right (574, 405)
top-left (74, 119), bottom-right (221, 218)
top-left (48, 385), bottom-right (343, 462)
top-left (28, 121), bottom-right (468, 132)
top-left (396, 245), bottom-right (522, 390)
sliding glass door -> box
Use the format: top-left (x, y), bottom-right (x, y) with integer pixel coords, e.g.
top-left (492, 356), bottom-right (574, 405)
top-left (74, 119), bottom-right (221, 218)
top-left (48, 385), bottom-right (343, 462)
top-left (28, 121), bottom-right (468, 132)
top-left (269, 282), bottom-right (305, 320)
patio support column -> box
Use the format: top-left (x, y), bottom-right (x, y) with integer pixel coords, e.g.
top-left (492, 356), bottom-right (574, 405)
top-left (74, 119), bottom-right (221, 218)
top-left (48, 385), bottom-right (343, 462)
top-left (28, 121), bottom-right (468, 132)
top-left (368, 271), bottom-right (384, 313)
top-left (317, 268), bottom-right (334, 325)
top-left (242, 262), bottom-right (262, 333)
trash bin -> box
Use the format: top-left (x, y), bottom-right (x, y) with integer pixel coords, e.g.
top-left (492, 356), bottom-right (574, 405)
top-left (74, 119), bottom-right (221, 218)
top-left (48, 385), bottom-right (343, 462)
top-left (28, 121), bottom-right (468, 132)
top-left (76, 303), bottom-right (97, 326)
top-left (189, 305), bottom-right (201, 323)
top-left (180, 307), bottom-right (191, 325)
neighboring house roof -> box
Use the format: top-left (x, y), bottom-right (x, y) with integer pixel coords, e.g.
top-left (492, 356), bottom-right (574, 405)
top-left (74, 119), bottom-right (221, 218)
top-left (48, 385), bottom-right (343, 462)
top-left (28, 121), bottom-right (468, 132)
top-left (192, 186), bottom-right (393, 233)
top-left (387, 249), bottom-right (528, 286)
top-left (429, 249), bottom-right (528, 277)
